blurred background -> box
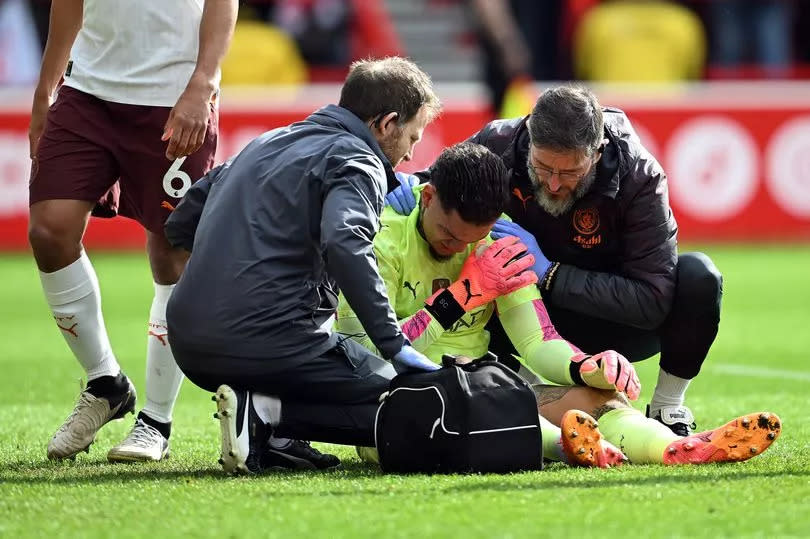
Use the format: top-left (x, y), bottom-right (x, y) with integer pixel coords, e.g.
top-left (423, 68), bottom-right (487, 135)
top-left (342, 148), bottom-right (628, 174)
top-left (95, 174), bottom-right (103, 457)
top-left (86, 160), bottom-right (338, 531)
top-left (0, 0), bottom-right (809, 248)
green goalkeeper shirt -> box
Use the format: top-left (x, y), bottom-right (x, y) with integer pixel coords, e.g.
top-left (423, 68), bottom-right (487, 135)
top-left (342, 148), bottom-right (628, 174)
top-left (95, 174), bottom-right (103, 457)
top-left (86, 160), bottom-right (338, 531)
top-left (336, 186), bottom-right (583, 385)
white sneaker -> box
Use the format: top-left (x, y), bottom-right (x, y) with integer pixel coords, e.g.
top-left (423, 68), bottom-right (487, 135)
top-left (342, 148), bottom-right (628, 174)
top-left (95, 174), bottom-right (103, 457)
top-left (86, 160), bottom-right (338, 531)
top-left (107, 418), bottom-right (170, 462)
top-left (47, 377), bottom-right (137, 460)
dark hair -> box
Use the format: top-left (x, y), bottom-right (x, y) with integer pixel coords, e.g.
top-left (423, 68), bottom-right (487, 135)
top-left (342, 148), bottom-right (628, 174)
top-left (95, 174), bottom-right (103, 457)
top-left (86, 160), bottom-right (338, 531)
top-left (338, 57), bottom-right (442, 126)
top-left (527, 85), bottom-right (604, 157)
top-left (429, 142), bottom-right (510, 225)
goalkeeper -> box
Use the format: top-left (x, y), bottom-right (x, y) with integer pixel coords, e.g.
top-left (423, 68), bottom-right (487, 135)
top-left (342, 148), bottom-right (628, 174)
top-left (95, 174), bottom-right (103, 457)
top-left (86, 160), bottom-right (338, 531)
top-left (337, 142), bottom-right (781, 466)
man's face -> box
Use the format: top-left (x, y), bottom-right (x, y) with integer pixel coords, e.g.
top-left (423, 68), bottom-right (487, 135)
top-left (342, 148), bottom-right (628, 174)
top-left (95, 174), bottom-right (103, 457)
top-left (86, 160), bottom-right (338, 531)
top-left (419, 184), bottom-right (494, 260)
top-left (526, 145), bottom-right (598, 217)
top-left (377, 106), bottom-right (431, 168)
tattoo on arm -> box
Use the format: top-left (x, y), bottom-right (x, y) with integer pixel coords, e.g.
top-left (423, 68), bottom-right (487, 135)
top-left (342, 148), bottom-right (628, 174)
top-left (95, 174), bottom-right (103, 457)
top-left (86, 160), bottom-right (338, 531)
top-left (533, 385), bottom-right (575, 406)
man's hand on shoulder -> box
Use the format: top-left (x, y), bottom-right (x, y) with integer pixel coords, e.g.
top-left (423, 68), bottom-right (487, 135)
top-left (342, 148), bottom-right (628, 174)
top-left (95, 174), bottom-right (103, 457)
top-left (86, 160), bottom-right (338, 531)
top-left (385, 172), bottom-right (419, 215)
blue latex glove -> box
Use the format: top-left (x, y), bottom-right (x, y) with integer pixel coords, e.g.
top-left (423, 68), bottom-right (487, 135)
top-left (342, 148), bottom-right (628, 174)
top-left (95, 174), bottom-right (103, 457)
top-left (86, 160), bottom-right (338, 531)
top-left (392, 344), bottom-right (440, 374)
top-left (490, 218), bottom-right (552, 279)
top-left (385, 172), bottom-right (419, 215)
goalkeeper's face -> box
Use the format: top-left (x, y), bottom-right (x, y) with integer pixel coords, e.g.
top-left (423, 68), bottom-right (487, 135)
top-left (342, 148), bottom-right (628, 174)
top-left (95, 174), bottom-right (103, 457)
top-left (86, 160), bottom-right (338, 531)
top-left (419, 184), bottom-right (495, 260)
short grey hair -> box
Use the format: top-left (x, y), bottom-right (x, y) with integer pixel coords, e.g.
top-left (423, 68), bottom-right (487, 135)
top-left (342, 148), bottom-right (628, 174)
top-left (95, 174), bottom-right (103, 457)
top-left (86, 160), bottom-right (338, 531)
top-left (527, 86), bottom-right (604, 158)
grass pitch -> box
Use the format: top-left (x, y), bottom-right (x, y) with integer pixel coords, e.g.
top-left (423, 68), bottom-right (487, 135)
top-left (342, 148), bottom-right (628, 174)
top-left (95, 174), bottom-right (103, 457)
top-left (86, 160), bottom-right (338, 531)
top-left (1, 245), bottom-right (809, 538)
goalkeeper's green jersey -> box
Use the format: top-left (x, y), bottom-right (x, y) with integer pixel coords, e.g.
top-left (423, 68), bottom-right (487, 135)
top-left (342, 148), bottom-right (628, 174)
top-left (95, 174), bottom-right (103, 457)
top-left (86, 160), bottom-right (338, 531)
top-left (336, 186), bottom-right (582, 385)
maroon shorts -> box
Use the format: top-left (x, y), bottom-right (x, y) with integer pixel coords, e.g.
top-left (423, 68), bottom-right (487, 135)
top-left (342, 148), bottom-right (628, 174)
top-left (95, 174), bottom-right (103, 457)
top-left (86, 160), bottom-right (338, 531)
top-left (29, 86), bottom-right (218, 233)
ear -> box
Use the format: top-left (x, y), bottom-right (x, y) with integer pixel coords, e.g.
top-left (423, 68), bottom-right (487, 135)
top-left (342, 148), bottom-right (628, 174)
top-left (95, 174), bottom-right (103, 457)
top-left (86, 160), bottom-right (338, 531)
top-left (377, 111), bottom-right (400, 136)
top-left (421, 183), bottom-right (436, 208)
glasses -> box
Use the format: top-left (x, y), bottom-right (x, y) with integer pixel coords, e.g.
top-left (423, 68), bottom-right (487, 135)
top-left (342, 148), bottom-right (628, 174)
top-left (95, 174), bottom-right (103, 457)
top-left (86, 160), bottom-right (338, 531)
top-left (528, 159), bottom-right (594, 184)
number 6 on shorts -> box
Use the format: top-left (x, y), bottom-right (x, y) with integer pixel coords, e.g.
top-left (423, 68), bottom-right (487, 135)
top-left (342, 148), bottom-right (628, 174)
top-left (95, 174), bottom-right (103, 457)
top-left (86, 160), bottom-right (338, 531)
top-left (163, 156), bottom-right (192, 199)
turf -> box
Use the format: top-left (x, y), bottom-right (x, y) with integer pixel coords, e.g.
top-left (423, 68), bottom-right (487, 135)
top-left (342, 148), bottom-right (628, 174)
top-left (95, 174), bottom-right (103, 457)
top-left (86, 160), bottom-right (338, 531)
top-left (1, 245), bottom-right (809, 538)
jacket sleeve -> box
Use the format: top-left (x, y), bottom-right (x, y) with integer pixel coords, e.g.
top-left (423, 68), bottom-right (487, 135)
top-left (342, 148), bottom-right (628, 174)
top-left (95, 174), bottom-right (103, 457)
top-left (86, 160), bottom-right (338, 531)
top-left (550, 155), bottom-right (678, 329)
top-left (321, 158), bottom-right (406, 360)
top-left (164, 162), bottom-right (228, 252)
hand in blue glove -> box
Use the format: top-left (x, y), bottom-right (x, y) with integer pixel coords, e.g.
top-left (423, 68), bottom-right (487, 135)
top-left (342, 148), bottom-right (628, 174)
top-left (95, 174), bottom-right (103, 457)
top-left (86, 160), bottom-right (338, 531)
top-left (490, 218), bottom-right (552, 279)
top-left (385, 172), bottom-right (419, 215)
top-left (392, 344), bottom-right (440, 374)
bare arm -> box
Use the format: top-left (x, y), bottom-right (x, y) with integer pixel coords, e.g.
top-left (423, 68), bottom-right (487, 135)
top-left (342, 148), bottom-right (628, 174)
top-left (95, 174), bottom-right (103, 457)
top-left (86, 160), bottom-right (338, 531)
top-left (29, 0), bottom-right (83, 158)
top-left (163, 0), bottom-right (238, 160)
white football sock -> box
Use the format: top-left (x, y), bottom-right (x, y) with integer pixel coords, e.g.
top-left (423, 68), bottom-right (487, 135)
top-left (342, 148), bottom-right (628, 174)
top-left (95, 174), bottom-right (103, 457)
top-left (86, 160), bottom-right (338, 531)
top-left (39, 251), bottom-right (119, 381)
top-left (252, 393), bottom-right (282, 426)
top-left (649, 369), bottom-right (691, 417)
top-left (142, 282), bottom-right (184, 424)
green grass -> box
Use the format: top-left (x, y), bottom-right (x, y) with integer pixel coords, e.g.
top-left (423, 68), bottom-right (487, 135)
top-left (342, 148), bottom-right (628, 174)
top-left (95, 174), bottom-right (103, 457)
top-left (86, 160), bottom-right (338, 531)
top-left (1, 245), bottom-right (809, 538)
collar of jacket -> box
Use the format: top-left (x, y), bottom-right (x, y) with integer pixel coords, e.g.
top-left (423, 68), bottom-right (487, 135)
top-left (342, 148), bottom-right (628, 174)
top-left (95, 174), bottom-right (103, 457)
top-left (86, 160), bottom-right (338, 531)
top-left (308, 104), bottom-right (399, 193)
top-left (502, 114), bottom-right (623, 200)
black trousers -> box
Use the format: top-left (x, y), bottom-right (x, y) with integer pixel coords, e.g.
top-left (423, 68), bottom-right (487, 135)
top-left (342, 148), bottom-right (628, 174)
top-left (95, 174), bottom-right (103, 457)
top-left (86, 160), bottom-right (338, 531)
top-left (174, 338), bottom-right (396, 447)
top-left (488, 252), bottom-right (723, 380)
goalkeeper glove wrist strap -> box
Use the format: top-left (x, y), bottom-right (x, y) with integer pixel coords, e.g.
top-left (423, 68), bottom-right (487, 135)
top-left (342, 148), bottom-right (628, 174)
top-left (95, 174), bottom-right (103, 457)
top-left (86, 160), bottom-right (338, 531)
top-left (569, 357), bottom-right (589, 386)
top-left (424, 289), bottom-right (466, 330)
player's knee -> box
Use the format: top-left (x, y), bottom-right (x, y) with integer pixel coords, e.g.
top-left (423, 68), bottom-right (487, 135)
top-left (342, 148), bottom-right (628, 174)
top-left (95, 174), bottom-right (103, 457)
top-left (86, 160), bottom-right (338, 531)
top-left (675, 252), bottom-right (723, 314)
top-left (28, 219), bottom-right (74, 256)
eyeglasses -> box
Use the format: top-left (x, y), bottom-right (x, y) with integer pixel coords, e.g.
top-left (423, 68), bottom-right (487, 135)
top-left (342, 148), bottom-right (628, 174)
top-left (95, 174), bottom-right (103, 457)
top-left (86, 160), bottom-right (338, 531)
top-left (528, 158), bottom-right (594, 184)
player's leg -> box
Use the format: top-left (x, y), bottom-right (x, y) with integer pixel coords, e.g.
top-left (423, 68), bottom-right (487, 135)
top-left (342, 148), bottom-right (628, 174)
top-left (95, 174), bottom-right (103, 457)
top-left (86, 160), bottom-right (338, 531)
top-left (533, 385), bottom-right (626, 468)
top-left (29, 88), bottom-right (135, 459)
top-left (107, 101), bottom-right (217, 462)
top-left (172, 338), bottom-right (388, 474)
top-left (582, 390), bottom-right (781, 464)
top-left (650, 252), bottom-right (723, 435)
top-left (107, 231), bottom-right (187, 462)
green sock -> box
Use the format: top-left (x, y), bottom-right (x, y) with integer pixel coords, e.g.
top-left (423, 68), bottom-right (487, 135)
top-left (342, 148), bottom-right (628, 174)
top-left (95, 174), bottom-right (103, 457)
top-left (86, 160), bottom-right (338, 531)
top-left (597, 407), bottom-right (680, 464)
top-left (539, 415), bottom-right (566, 462)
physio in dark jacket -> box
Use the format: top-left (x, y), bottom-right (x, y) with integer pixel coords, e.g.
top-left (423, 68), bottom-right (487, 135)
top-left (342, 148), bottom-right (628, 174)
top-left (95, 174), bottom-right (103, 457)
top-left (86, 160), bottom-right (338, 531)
top-left (389, 86), bottom-right (722, 437)
top-left (164, 58), bottom-right (442, 473)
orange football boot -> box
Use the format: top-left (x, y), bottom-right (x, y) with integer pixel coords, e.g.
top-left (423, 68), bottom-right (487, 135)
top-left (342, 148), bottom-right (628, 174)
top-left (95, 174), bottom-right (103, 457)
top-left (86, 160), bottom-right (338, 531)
top-left (560, 409), bottom-right (628, 468)
top-left (663, 412), bottom-right (781, 465)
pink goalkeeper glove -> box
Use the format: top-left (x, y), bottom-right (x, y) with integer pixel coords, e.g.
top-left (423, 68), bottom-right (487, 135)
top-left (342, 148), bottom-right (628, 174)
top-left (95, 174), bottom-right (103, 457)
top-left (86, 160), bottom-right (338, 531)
top-left (571, 350), bottom-right (641, 401)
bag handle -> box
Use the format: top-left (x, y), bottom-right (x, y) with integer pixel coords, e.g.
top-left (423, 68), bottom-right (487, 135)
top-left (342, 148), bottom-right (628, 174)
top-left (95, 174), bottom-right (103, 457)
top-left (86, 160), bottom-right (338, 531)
top-left (441, 352), bottom-right (499, 369)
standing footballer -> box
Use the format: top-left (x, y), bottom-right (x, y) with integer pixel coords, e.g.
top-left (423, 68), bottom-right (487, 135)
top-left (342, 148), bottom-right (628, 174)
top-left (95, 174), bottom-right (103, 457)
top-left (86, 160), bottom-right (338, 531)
top-left (28, 0), bottom-right (236, 462)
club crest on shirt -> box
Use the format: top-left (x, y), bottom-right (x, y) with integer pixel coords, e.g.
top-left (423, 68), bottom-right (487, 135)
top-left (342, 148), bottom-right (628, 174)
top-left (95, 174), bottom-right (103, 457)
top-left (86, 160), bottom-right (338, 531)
top-left (573, 207), bottom-right (600, 235)
top-left (432, 278), bottom-right (451, 293)
top-left (572, 207), bottom-right (602, 249)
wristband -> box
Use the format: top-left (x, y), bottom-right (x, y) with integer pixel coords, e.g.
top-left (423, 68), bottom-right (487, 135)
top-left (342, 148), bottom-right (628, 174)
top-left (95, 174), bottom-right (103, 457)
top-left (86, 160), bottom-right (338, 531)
top-left (541, 261), bottom-right (561, 293)
top-left (424, 289), bottom-right (466, 330)
top-left (569, 356), bottom-right (588, 386)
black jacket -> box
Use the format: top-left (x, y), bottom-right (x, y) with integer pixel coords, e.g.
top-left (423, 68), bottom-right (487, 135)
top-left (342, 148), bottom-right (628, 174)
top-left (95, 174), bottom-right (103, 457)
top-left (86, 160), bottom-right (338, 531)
top-left (468, 109), bottom-right (678, 329)
top-left (165, 105), bottom-right (405, 366)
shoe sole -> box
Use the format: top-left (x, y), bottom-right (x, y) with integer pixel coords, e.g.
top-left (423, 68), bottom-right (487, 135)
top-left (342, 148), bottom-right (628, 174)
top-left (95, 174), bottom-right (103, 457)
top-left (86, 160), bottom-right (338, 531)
top-left (107, 447), bottom-right (170, 463)
top-left (664, 412), bottom-right (782, 465)
top-left (213, 385), bottom-right (253, 475)
top-left (47, 382), bottom-right (137, 460)
top-left (560, 409), bottom-right (626, 468)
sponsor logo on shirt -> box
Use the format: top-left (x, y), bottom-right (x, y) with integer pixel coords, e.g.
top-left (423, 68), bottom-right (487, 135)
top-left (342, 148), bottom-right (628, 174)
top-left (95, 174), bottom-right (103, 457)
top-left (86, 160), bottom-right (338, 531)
top-left (512, 187), bottom-right (533, 210)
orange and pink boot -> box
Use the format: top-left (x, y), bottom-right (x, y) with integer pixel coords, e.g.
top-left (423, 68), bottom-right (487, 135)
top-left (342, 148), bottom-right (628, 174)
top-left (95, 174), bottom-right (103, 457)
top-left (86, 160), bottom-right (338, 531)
top-left (663, 412), bottom-right (781, 465)
top-left (560, 409), bottom-right (628, 468)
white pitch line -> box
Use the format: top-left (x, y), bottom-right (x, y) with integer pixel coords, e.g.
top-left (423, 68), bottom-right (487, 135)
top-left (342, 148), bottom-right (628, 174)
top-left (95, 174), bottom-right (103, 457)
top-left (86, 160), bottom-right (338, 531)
top-left (711, 364), bottom-right (810, 382)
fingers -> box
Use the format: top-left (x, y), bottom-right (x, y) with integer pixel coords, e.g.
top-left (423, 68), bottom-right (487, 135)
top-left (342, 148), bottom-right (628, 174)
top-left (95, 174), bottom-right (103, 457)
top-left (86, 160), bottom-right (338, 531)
top-left (491, 218), bottom-right (515, 234)
top-left (590, 350), bottom-right (618, 386)
top-left (492, 242), bottom-right (527, 264)
top-left (487, 235), bottom-right (521, 254)
top-left (501, 251), bottom-right (534, 278)
top-left (502, 268), bottom-right (538, 292)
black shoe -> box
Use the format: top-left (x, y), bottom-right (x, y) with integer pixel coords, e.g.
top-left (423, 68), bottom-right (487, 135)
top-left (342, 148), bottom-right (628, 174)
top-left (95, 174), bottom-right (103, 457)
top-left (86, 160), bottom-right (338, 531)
top-left (646, 404), bottom-right (696, 437)
top-left (261, 440), bottom-right (341, 470)
top-left (213, 385), bottom-right (267, 475)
